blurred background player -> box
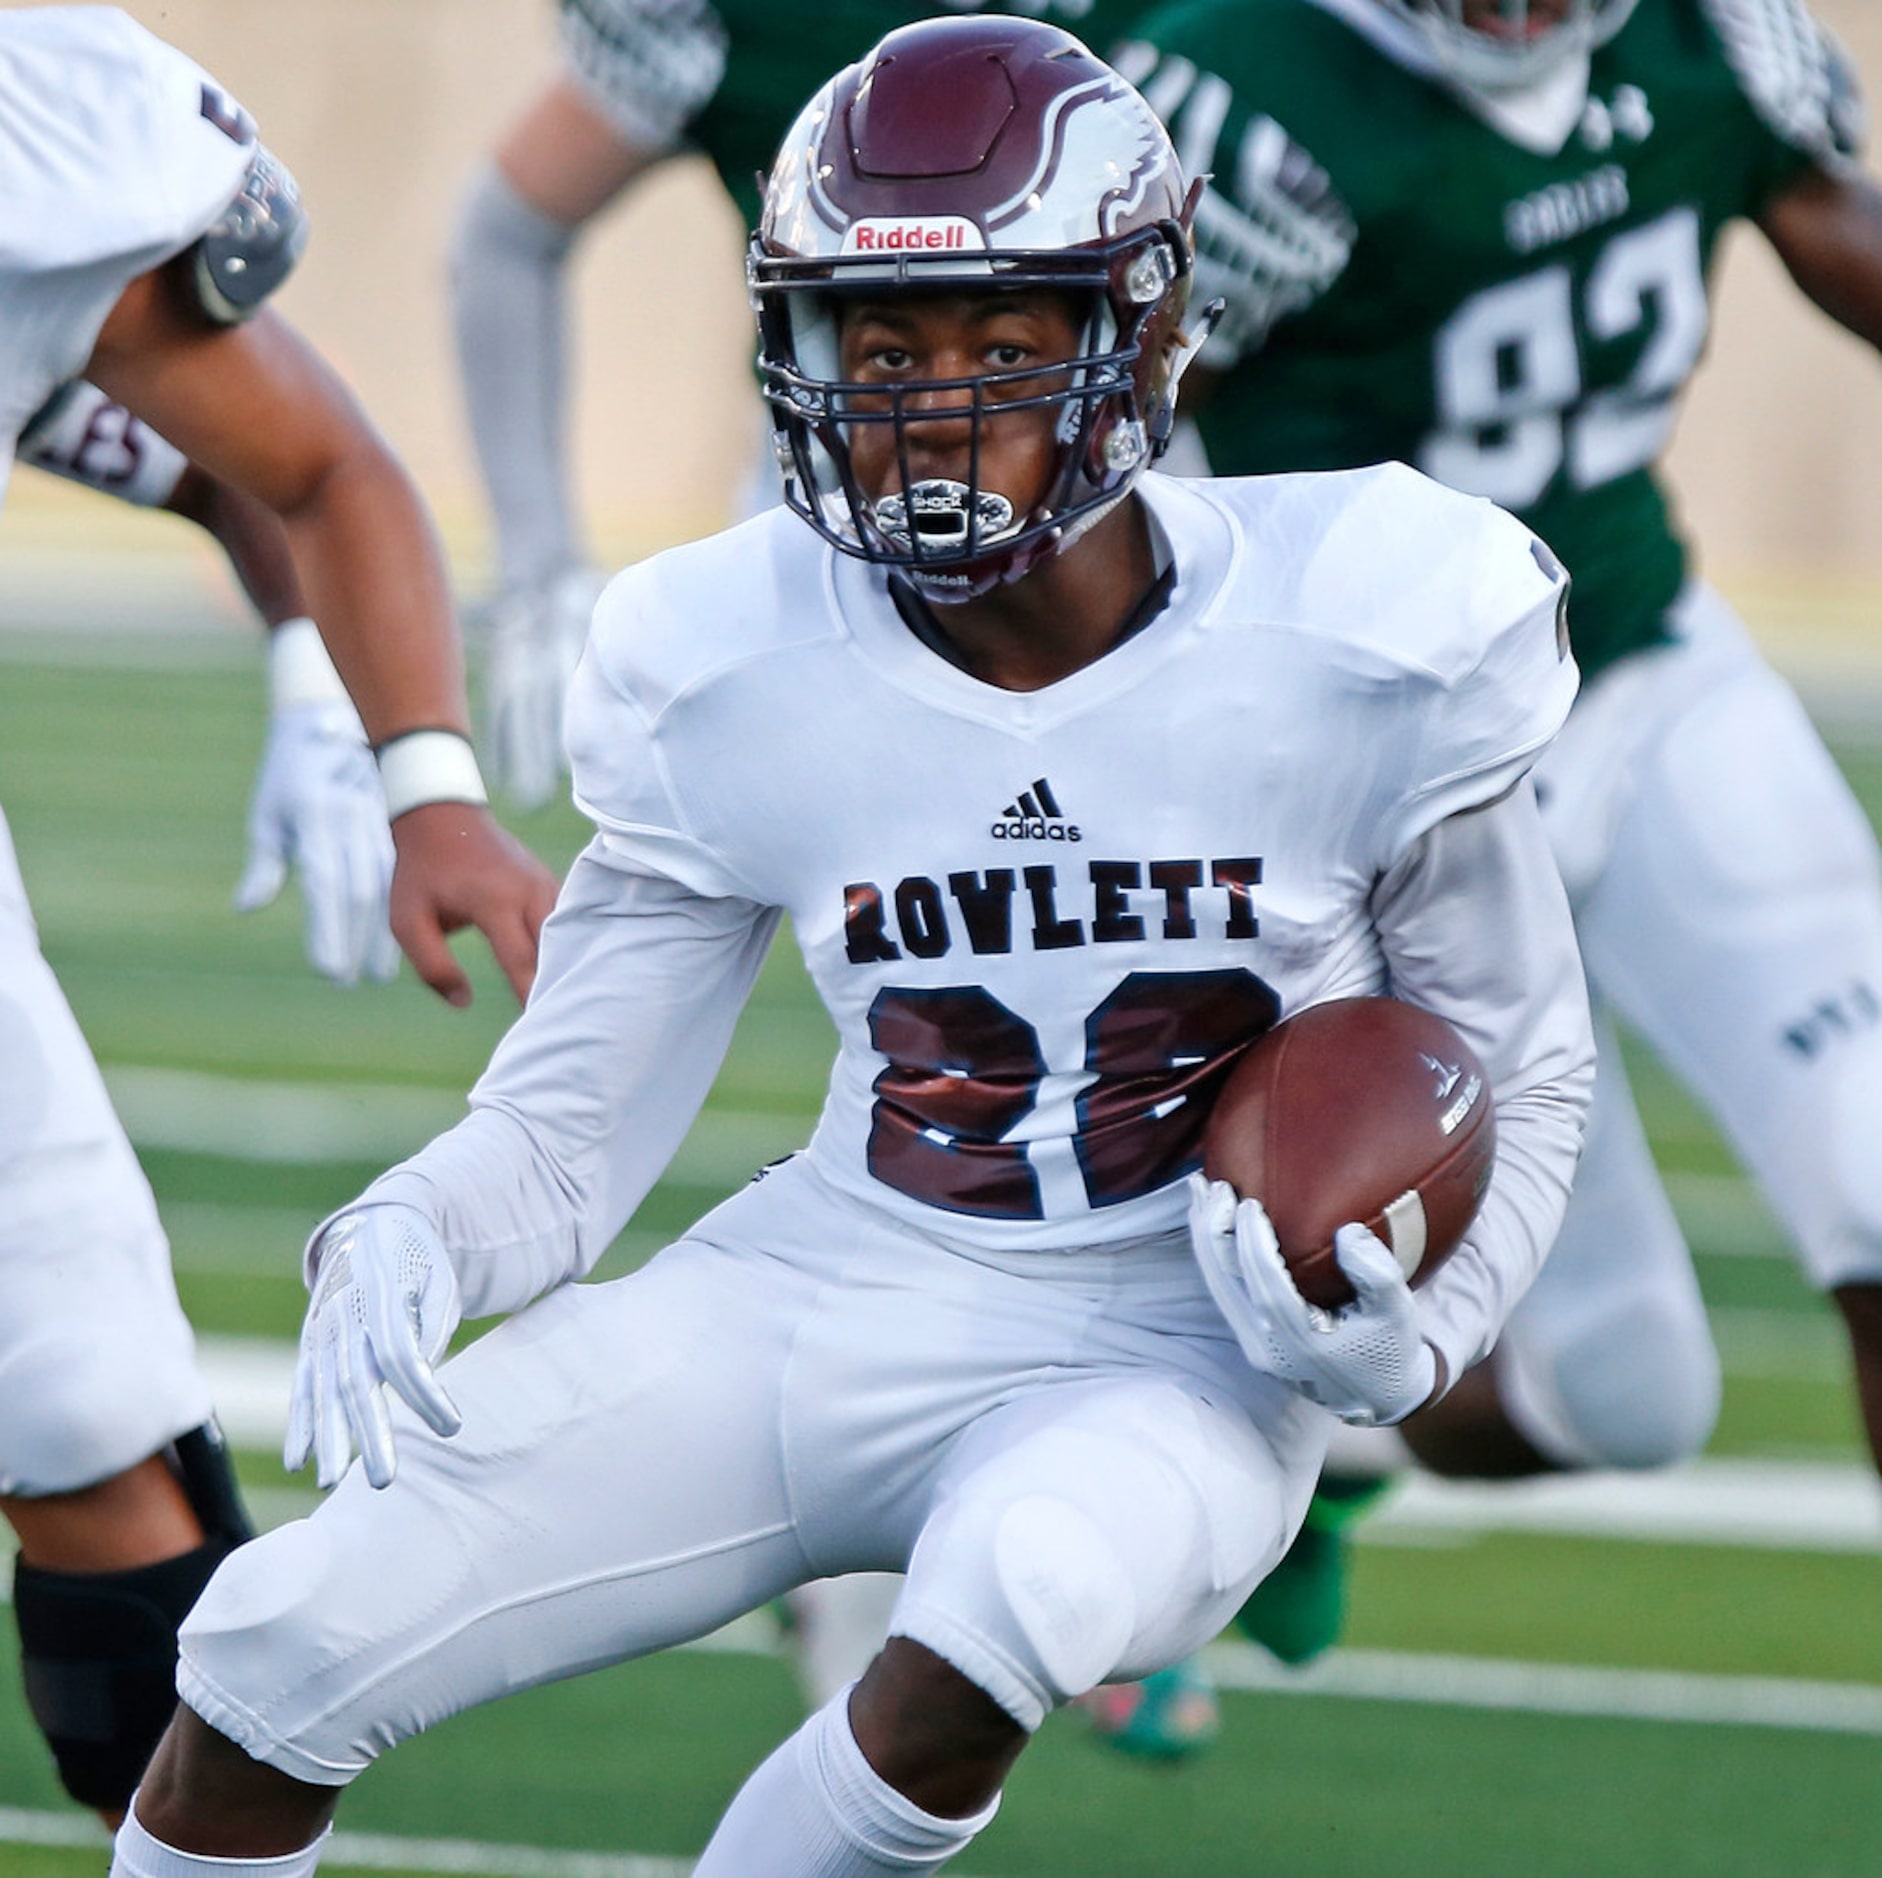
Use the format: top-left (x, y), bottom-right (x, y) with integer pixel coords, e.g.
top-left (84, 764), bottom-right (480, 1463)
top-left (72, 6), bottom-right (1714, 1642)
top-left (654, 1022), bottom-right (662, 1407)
top-left (452, 0), bottom-right (1221, 1758)
top-left (0, 2), bottom-right (558, 1822)
top-left (19, 383), bottom-right (400, 986)
top-left (1114, 0), bottom-right (1882, 1649)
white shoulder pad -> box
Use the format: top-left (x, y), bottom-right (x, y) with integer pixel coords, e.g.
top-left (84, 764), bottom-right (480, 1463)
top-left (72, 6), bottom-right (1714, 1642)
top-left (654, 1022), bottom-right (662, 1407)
top-left (1212, 463), bottom-right (1577, 858)
top-left (1112, 39), bottom-right (1354, 366)
top-left (1701, 0), bottom-right (1865, 165)
top-left (566, 509), bottom-right (832, 898)
top-left (579, 506), bottom-right (835, 722)
top-left (0, 8), bottom-right (255, 274)
top-left (1221, 462), bottom-right (1564, 676)
top-left (559, 0), bottom-right (729, 151)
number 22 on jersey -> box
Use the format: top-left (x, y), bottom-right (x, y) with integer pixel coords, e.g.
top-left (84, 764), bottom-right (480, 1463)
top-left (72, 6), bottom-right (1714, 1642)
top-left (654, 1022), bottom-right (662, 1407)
top-left (867, 967), bottom-right (1281, 1221)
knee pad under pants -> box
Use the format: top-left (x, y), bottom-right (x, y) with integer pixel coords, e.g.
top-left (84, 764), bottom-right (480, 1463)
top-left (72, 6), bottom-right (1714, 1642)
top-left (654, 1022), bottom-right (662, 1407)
top-left (890, 1377), bottom-right (1308, 1730)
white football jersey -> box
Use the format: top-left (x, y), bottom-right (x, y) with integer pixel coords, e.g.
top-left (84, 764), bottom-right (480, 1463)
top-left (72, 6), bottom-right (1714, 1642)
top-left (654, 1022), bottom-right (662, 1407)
top-left (567, 465), bottom-right (1575, 1247)
top-left (358, 464), bottom-right (1586, 1376)
top-left (0, 6), bottom-right (254, 508)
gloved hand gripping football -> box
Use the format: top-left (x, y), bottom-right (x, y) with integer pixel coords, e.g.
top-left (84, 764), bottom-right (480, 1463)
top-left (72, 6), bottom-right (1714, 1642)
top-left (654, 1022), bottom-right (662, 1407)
top-left (1187, 1174), bottom-right (1439, 1427)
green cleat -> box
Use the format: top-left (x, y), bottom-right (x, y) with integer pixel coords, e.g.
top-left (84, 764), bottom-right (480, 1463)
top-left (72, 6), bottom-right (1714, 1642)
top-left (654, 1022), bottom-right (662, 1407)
top-left (1233, 1473), bottom-right (1393, 1667)
top-left (1075, 1658), bottom-right (1221, 1761)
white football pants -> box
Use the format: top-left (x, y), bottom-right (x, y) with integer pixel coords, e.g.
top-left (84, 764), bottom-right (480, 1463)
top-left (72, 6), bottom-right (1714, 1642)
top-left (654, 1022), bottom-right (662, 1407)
top-left (0, 806), bottom-right (211, 1495)
top-left (1497, 583), bottom-right (1882, 1466)
top-left (176, 1157), bottom-right (1322, 1784)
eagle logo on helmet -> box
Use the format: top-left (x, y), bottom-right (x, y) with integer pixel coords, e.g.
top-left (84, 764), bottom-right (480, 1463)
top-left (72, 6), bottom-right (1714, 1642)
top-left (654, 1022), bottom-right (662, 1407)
top-left (748, 16), bottom-right (1208, 602)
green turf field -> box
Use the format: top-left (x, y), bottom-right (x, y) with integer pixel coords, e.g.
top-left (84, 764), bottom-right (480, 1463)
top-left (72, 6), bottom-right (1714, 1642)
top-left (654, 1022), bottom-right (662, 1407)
top-left (0, 624), bottom-right (1877, 1876)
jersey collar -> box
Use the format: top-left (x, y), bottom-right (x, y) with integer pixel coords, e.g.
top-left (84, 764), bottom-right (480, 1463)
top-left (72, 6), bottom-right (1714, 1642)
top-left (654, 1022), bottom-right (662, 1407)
top-left (827, 474), bottom-right (1238, 728)
top-left (886, 523), bottom-right (1178, 677)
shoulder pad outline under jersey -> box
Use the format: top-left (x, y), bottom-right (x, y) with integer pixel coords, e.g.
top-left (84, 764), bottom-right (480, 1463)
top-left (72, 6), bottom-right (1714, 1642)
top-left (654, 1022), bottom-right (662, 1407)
top-left (1700, 0), bottom-right (1866, 166)
top-left (559, 0), bottom-right (731, 151)
top-left (1111, 38), bottom-right (1356, 366)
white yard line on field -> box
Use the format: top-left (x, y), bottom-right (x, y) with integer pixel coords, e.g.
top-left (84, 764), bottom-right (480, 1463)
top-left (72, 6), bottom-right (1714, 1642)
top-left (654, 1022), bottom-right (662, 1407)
top-left (0, 1808), bottom-right (699, 1876)
top-left (86, 1071), bottom-right (1799, 1251)
top-left (4, 1647), bottom-right (1880, 1878)
top-left (193, 1338), bottom-right (1881, 1557)
top-left (1373, 1453), bottom-right (1880, 1553)
top-left (102, 1064), bottom-right (809, 1184)
top-left (1200, 1641), bottom-right (1882, 1735)
top-left (0, 1805), bottom-right (1011, 1878)
top-left (6, 1640), bottom-right (1880, 1873)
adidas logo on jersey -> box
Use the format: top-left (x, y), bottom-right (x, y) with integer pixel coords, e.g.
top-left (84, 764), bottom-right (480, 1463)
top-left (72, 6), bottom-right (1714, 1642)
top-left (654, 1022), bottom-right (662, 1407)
top-left (992, 777), bottom-right (1079, 842)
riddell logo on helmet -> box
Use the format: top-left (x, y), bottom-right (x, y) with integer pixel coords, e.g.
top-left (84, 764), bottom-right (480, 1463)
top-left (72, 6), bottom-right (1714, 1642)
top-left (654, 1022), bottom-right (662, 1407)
top-left (844, 217), bottom-right (984, 254)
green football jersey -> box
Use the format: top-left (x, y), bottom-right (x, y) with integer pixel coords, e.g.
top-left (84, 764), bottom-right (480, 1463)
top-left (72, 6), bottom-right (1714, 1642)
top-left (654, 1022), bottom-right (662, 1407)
top-left (561, 0), bottom-right (1159, 228)
top-left (1118, 0), bottom-right (1861, 679)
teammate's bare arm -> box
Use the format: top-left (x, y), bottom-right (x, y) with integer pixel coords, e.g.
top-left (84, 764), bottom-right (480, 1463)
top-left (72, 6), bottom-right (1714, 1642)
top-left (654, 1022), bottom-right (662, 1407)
top-left (1759, 165), bottom-right (1882, 348)
top-left (164, 465), bottom-right (307, 628)
top-left (87, 265), bottom-right (558, 1007)
top-left (494, 72), bottom-right (668, 224)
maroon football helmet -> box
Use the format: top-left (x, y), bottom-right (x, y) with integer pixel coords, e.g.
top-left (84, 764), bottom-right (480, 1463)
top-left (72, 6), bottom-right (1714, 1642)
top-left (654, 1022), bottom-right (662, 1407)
top-left (749, 16), bottom-right (1204, 601)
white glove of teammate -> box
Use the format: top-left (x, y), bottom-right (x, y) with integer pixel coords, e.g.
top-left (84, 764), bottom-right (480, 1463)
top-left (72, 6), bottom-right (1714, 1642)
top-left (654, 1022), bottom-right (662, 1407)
top-left (285, 1204), bottom-right (464, 1490)
top-left (481, 569), bottom-right (600, 811)
top-left (1186, 1174), bottom-right (1439, 1427)
top-left (234, 619), bottom-right (398, 985)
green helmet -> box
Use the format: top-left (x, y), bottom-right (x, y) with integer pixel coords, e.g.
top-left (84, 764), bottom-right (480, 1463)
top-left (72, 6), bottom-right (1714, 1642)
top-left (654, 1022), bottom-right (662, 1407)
top-left (1379, 0), bottom-right (1641, 92)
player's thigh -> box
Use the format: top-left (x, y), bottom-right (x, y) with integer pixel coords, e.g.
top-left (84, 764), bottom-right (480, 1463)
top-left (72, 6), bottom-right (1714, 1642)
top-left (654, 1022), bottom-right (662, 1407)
top-left (0, 812), bottom-right (209, 1495)
top-left (892, 1373), bottom-right (1315, 1730)
top-left (1497, 1015), bottom-right (1719, 1469)
top-left (1575, 613), bottom-right (1882, 1287)
top-left (179, 1238), bottom-right (815, 1785)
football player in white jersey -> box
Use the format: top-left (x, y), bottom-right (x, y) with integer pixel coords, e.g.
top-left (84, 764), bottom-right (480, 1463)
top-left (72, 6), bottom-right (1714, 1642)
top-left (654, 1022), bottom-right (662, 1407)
top-left (0, 3), bottom-right (559, 1823)
top-left (456, 0), bottom-right (1218, 1751)
top-left (111, 21), bottom-right (1592, 1876)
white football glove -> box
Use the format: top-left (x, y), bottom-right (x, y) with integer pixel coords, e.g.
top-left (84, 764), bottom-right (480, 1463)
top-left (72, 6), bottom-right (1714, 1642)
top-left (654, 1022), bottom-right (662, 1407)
top-left (285, 1204), bottom-right (464, 1490)
top-left (235, 619), bottom-right (398, 985)
top-left (1187, 1174), bottom-right (1438, 1427)
top-left (481, 569), bottom-right (600, 810)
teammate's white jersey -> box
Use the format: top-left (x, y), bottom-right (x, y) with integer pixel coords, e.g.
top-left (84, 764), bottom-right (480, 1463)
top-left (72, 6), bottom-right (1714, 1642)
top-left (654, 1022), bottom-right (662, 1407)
top-left (0, 6), bottom-right (253, 508)
top-left (359, 466), bottom-right (1591, 1381)
top-left (0, 9), bottom-right (248, 1495)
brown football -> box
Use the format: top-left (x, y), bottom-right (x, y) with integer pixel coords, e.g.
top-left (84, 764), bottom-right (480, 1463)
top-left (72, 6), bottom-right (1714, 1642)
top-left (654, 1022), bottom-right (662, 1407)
top-left (1202, 997), bottom-right (1496, 1310)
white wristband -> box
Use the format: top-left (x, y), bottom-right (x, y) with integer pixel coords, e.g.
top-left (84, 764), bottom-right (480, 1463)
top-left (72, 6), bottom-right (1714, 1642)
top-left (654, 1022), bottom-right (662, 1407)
top-left (375, 729), bottom-right (489, 821)
top-left (269, 617), bottom-right (352, 712)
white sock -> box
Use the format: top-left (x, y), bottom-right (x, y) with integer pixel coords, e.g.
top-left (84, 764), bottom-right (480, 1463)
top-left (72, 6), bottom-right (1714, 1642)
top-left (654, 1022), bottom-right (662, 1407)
top-left (111, 1801), bottom-right (329, 1877)
top-left (449, 162), bottom-right (583, 593)
top-left (1321, 1421), bottom-right (1411, 1476)
top-left (693, 1685), bottom-right (1000, 1875)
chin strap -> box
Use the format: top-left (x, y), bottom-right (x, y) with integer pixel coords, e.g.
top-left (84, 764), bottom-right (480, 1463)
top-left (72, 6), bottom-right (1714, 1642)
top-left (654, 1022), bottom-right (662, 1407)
top-left (1151, 298), bottom-right (1226, 455)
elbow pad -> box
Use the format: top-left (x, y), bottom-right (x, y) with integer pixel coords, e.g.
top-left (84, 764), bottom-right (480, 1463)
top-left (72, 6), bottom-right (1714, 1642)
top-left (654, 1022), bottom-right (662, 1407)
top-left (185, 142), bottom-right (310, 325)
